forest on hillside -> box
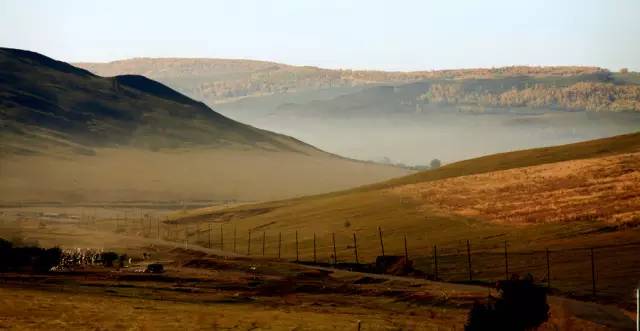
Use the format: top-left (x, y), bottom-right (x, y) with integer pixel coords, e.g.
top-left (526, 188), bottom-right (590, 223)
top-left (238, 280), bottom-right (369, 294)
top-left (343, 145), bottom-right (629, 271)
top-left (418, 76), bottom-right (640, 113)
top-left (76, 60), bottom-right (610, 104)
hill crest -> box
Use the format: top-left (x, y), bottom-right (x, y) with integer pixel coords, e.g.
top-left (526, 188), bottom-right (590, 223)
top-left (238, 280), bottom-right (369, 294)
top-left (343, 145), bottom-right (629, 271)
top-left (0, 47), bottom-right (320, 155)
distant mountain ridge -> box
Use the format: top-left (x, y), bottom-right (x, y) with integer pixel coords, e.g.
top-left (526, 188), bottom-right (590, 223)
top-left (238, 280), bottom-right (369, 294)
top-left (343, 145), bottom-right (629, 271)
top-left (271, 72), bottom-right (640, 116)
top-left (0, 47), bottom-right (319, 155)
top-left (75, 57), bottom-right (607, 104)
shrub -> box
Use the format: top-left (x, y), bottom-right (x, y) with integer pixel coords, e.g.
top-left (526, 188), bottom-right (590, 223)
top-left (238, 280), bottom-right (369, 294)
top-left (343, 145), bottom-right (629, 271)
top-left (34, 247), bottom-right (62, 272)
top-left (100, 252), bottom-right (119, 267)
top-left (465, 276), bottom-right (549, 331)
top-left (0, 238), bottom-right (62, 272)
top-left (118, 254), bottom-right (128, 268)
top-left (0, 238), bottom-right (11, 250)
top-left (145, 263), bottom-right (164, 273)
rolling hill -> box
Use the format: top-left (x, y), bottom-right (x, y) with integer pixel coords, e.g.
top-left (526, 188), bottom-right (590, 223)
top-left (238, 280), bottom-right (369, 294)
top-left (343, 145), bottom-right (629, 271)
top-left (75, 58), bottom-right (609, 105)
top-left (75, 58), bottom-right (640, 166)
top-left (173, 131), bottom-right (640, 229)
top-left (0, 47), bottom-right (320, 155)
top-left (0, 48), bottom-right (411, 202)
top-left (172, 132), bottom-right (640, 302)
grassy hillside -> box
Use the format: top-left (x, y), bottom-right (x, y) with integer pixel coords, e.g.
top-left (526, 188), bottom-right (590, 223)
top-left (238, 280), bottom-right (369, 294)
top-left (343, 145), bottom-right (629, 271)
top-left (174, 131), bottom-right (640, 227)
top-left (0, 48), bottom-right (412, 202)
top-left (171, 131), bottom-right (640, 248)
top-left (171, 133), bottom-right (640, 302)
top-left (375, 131), bottom-right (640, 188)
top-left (0, 47), bottom-right (317, 155)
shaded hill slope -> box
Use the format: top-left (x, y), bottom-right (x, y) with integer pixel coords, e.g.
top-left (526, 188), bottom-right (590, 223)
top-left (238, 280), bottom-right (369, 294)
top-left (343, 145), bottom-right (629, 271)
top-left (0, 47), bottom-right (316, 155)
top-left (0, 48), bottom-right (412, 202)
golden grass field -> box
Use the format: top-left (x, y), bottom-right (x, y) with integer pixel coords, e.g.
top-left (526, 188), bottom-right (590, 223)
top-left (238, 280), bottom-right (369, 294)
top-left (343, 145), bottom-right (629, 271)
top-left (0, 215), bottom-right (636, 330)
top-left (163, 133), bottom-right (640, 306)
top-left (390, 151), bottom-right (640, 225)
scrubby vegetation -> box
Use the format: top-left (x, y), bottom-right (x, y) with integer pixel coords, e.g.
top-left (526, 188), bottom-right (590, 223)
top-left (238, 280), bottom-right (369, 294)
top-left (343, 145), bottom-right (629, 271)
top-left (465, 276), bottom-right (549, 331)
top-left (0, 238), bottom-right (62, 272)
top-left (100, 251), bottom-right (119, 267)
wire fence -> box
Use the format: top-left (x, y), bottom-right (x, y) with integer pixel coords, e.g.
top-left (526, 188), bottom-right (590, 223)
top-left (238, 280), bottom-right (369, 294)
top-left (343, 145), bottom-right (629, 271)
top-left (73, 215), bottom-right (640, 307)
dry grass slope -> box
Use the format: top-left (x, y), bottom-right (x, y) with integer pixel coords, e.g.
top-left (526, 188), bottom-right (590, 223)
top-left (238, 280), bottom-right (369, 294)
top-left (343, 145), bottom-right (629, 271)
top-left (391, 151), bottom-right (640, 225)
top-left (171, 133), bottom-right (640, 304)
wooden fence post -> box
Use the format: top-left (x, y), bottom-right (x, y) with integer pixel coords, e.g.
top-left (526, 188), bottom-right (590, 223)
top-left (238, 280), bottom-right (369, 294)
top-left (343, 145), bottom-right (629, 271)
top-left (378, 226), bottom-right (385, 257)
top-left (546, 248), bottom-right (551, 288)
top-left (404, 234), bottom-right (409, 262)
top-left (504, 241), bottom-right (509, 280)
top-left (332, 232), bottom-right (338, 265)
top-left (278, 232), bottom-right (282, 259)
top-left (433, 244), bottom-right (438, 280)
top-left (467, 240), bottom-right (472, 282)
top-left (635, 288), bottom-right (639, 331)
top-left (184, 225), bottom-right (188, 249)
top-left (295, 231), bottom-right (299, 262)
top-left (247, 230), bottom-right (251, 256)
top-left (353, 232), bottom-right (359, 264)
top-left (233, 226), bottom-right (237, 253)
top-left (220, 224), bottom-right (224, 250)
top-left (591, 247), bottom-right (596, 297)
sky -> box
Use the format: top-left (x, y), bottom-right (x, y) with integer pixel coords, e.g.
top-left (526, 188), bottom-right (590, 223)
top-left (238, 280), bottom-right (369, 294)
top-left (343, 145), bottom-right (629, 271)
top-left (1, 0), bottom-right (639, 71)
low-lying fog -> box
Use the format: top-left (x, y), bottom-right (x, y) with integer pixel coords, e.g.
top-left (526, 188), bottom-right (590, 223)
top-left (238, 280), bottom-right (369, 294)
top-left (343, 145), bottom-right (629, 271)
top-left (219, 106), bottom-right (640, 166)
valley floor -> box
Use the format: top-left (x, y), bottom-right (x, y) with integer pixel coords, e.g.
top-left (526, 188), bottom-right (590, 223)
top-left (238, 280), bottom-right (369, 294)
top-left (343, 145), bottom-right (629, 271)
top-left (0, 255), bottom-right (635, 330)
top-left (0, 214), bottom-right (636, 330)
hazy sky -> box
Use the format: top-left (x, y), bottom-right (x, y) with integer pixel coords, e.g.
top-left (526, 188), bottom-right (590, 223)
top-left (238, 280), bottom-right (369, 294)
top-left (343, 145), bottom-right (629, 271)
top-left (1, 0), bottom-right (639, 71)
